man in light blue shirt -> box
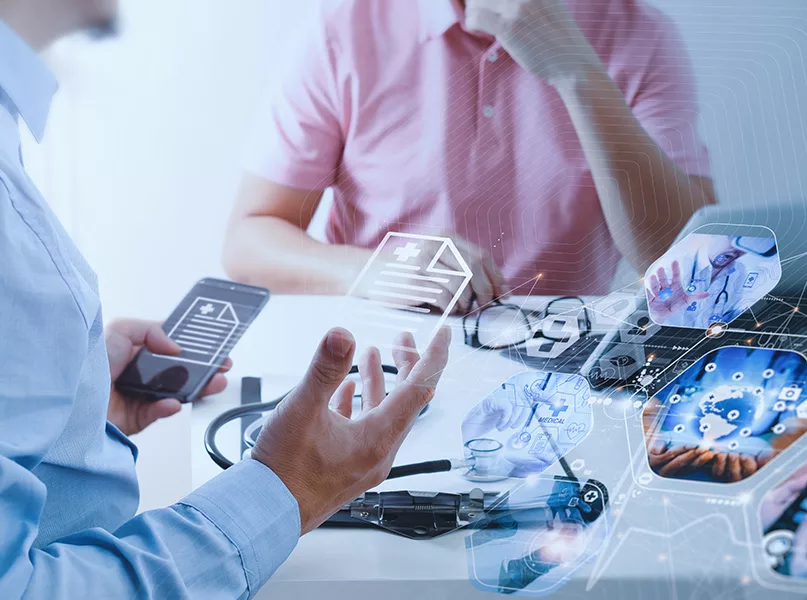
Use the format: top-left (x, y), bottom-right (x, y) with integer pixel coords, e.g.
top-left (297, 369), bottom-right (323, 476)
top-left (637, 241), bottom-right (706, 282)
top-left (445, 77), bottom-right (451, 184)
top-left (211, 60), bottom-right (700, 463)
top-left (0, 1), bottom-right (451, 598)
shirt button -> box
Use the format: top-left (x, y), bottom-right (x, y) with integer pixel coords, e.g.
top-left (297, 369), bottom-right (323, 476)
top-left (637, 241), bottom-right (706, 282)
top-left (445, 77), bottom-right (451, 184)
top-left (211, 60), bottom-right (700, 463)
top-left (482, 105), bottom-right (495, 118)
top-left (487, 50), bottom-right (499, 63)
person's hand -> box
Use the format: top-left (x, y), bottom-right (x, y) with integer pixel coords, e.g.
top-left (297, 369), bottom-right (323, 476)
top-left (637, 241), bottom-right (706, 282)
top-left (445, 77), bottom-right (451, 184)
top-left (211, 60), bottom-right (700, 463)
top-left (106, 319), bottom-right (231, 436)
top-left (464, 0), bottom-right (603, 85)
top-left (462, 385), bottom-right (530, 442)
top-left (709, 452), bottom-right (759, 482)
top-left (356, 232), bottom-right (509, 314)
top-left (760, 464), bottom-right (807, 530)
top-left (251, 327), bottom-right (451, 534)
top-left (646, 261), bottom-right (709, 324)
top-left (646, 441), bottom-right (715, 478)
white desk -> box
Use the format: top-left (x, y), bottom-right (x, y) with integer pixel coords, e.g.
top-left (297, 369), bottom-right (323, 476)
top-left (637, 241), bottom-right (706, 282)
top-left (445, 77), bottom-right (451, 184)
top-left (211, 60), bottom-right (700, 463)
top-left (184, 296), bottom-right (804, 600)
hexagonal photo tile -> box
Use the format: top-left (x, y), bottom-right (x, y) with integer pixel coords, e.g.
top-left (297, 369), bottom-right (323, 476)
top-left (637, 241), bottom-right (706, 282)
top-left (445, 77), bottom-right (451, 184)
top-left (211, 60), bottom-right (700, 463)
top-left (645, 232), bottom-right (781, 329)
top-left (461, 372), bottom-right (593, 482)
top-left (642, 346), bottom-right (807, 484)
top-left (759, 461), bottom-right (807, 580)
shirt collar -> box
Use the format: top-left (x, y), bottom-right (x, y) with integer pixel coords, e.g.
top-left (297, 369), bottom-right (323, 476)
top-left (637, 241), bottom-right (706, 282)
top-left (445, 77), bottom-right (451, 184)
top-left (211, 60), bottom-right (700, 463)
top-left (0, 19), bottom-right (58, 142)
top-left (419, 0), bottom-right (463, 42)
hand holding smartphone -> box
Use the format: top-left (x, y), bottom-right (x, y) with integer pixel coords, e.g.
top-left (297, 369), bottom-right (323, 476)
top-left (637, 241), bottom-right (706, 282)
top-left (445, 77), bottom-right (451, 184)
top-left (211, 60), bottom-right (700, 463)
top-left (115, 278), bottom-right (269, 402)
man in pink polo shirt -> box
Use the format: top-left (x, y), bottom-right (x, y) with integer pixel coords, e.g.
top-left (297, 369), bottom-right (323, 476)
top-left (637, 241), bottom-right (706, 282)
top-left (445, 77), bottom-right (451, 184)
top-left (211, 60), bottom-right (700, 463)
top-left (223, 0), bottom-right (715, 309)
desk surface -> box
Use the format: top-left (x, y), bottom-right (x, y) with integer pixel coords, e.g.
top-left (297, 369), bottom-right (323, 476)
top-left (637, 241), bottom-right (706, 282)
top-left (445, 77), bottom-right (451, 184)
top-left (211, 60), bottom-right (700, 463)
top-left (187, 296), bottom-right (805, 600)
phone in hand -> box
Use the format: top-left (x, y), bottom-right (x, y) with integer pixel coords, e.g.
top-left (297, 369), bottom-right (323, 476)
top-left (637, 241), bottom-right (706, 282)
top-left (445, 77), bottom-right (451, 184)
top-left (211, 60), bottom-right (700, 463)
top-left (115, 278), bottom-right (269, 402)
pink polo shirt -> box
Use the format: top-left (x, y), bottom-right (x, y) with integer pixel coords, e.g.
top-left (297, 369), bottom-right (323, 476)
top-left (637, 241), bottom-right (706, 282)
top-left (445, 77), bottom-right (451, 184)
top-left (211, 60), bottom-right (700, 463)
top-left (245, 0), bottom-right (711, 295)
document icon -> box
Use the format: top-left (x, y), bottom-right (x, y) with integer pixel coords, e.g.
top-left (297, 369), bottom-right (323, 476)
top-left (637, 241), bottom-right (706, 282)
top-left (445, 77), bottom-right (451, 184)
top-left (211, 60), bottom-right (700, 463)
top-left (346, 232), bottom-right (473, 346)
top-left (166, 298), bottom-right (240, 366)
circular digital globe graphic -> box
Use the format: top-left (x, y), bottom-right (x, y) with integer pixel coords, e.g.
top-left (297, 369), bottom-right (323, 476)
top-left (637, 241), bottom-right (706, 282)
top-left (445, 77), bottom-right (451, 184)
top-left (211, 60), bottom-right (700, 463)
top-left (694, 385), bottom-right (765, 444)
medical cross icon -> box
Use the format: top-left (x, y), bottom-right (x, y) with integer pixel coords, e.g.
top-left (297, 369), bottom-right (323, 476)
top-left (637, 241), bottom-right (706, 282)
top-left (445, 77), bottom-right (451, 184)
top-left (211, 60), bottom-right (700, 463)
top-left (549, 402), bottom-right (569, 418)
top-left (199, 303), bottom-right (215, 315)
top-left (394, 242), bottom-right (421, 262)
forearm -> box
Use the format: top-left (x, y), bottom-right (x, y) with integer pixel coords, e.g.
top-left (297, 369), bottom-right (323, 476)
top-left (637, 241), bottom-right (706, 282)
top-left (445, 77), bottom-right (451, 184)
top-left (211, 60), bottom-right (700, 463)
top-left (6, 460), bottom-right (299, 600)
top-left (223, 216), bottom-right (372, 294)
top-left (553, 67), bottom-right (715, 273)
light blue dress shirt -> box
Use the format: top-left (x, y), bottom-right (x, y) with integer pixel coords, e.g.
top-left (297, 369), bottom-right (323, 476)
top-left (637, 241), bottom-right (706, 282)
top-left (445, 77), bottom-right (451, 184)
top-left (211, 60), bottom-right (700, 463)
top-left (0, 20), bottom-right (299, 599)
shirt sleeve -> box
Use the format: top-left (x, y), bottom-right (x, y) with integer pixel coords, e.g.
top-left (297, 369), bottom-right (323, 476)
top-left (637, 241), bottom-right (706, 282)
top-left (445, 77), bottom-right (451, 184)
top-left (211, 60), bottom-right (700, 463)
top-left (629, 14), bottom-right (712, 179)
top-left (242, 4), bottom-right (345, 191)
top-left (0, 181), bottom-right (300, 599)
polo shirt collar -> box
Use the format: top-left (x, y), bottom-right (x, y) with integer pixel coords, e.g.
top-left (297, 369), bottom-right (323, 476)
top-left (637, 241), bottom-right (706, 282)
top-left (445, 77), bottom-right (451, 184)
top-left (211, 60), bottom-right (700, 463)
top-left (0, 19), bottom-right (58, 142)
top-left (419, 0), bottom-right (463, 42)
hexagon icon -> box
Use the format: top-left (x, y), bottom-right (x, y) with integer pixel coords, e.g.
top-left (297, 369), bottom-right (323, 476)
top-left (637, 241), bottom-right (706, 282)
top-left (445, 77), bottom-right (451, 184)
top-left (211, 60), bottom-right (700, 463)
top-left (466, 476), bottom-right (609, 597)
top-left (758, 462), bottom-right (807, 581)
top-left (461, 372), bottom-right (593, 482)
top-left (642, 346), bottom-right (807, 484)
top-left (645, 231), bottom-right (781, 329)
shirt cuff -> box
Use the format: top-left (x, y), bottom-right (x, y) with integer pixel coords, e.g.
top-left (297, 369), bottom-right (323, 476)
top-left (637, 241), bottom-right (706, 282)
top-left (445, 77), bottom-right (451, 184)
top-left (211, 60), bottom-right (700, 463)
top-left (179, 459), bottom-right (300, 596)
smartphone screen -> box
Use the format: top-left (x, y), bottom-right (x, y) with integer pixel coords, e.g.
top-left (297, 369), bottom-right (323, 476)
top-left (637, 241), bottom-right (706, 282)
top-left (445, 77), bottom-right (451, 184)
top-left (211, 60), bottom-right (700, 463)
top-left (115, 278), bottom-right (269, 402)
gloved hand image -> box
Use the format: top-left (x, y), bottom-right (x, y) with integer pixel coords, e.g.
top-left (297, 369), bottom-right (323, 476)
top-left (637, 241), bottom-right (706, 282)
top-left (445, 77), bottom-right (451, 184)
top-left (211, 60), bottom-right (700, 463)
top-left (461, 371), bottom-right (593, 480)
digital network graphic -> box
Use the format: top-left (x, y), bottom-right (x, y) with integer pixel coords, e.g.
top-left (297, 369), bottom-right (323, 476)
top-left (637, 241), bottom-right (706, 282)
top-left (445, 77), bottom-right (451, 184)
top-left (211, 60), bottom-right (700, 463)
top-left (334, 224), bottom-right (807, 598)
top-left (466, 476), bottom-right (609, 597)
top-left (447, 228), bottom-right (807, 597)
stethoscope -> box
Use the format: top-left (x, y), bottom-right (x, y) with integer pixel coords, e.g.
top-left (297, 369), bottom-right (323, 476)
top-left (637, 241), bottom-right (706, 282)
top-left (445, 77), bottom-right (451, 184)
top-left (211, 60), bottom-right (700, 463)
top-left (204, 372), bottom-right (597, 538)
top-left (688, 254), bottom-right (732, 317)
top-left (204, 366), bottom-right (470, 480)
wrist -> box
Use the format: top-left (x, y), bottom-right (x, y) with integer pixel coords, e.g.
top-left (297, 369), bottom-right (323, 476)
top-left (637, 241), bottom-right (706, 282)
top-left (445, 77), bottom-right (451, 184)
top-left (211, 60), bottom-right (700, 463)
top-left (251, 446), bottom-right (319, 533)
top-left (546, 59), bottom-right (606, 93)
top-left (333, 245), bottom-right (375, 295)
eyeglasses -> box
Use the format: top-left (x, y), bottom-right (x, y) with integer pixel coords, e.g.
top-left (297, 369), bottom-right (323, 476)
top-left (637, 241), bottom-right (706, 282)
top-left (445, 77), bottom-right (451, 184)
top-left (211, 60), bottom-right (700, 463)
top-left (463, 296), bottom-right (592, 351)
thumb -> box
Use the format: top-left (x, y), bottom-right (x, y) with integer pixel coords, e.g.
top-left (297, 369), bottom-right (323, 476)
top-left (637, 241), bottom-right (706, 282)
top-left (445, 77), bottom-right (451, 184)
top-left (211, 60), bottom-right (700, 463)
top-left (294, 328), bottom-right (355, 410)
top-left (140, 398), bottom-right (182, 433)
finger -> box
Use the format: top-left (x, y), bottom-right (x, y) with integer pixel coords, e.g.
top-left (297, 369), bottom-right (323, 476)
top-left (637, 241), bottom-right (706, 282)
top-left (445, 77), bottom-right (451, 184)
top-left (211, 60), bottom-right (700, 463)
top-left (478, 251), bottom-right (509, 301)
top-left (438, 238), bottom-right (494, 311)
top-left (657, 449), bottom-right (700, 477)
top-left (293, 328), bottom-right (355, 411)
top-left (507, 403), bottom-right (530, 430)
top-left (450, 254), bottom-right (494, 310)
top-left (374, 327), bottom-right (451, 430)
top-left (465, 5), bottom-right (507, 36)
top-left (497, 398), bottom-right (515, 431)
top-left (691, 450), bottom-right (715, 468)
top-left (199, 373), bottom-right (228, 398)
top-left (712, 453), bottom-right (728, 479)
top-left (421, 279), bottom-right (455, 313)
top-left (454, 280), bottom-right (475, 315)
top-left (740, 455), bottom-right (758, 479)
top-left (359, 347), bottom-right (386, 411)
top-left (109, 319), bottom-right (181, 355)
top-left (671, 261), bottom-right (682, 289)
top-left (727, 454), bottom-right (743, 482)
top-left (657, 268), bottom-right (669, 290)
top-left (218, 358), bottom-right (233, 374)
top-left (142, 398), bottom-right (183, 429)
top-left (392, 331), bottom-right (419, 384)
top-left (649, 275), bottom-right (661, 297)
top-left (331, 380), bottom-right (356, 419)
top-left (659, 444), bottom-right (697, 462)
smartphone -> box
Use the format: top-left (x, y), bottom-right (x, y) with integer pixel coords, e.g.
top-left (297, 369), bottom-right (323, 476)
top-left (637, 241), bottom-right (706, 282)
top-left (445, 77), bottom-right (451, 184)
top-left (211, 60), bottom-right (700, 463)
top-left (115, 278), bottom-right (269, 402)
